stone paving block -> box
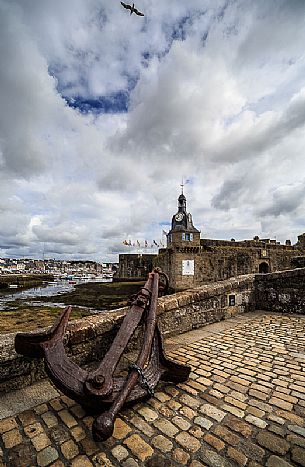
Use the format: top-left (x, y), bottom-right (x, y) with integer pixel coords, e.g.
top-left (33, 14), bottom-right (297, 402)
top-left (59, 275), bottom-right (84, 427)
top-left (0, 418), bottom-right (17, 434)
top-left (152, 434), bottom-right (173, 452)
top-left (80, 437), bottom-right (99, 456)
top-left (70, 405), bottom-right (86, 419)
top-left (158, 406), bottom-right (174, 418)
top-left (71, 455), bottom-right (94, 466)
top-left (121, 459), bottom-right (139, 467)
top-left (172, 415), bottom-right (191, 430)
top-left (292, 446), bottom-right (305, 466)
top-left (111, 445), bottom-right (129, 462)
top-left (48, 426), bottom-right (70, 448)
top-left (18, 410), bottom-right (37, 426)
top-left (189, 425), bottom-right (205, 439)
top-left (222, 404), bottom-right (244, 418)
top-left (199, 445), bottom-right (233, 467)
top-left (194, 416), bottom-right (213, 430)
top-left (124, 434), bottom-right (154, 461)
top-left (256, 431), bottom-right (289, 455)
top-left (60, 439), bottom-right (79, 460)
top-left (154, 392), bottom-right (170, 402)
top-left (35, 404), bottom-right (49, 415)
top-left (130, 415), bottom-right (154, 437)
top-left (57, 410), bottom-right (77, 428)
top-left (92, 452), bottom-right (115, 466)
top-left (224, 396), bottom-right (247, 410)
top-left (245, 415), bottom-right (267, 429)
top-left (179, 394), bottom-right (201, 409)
top-left (287, 433), bottom-right (305, 447)
top-left (175, 432), bottom-right (201, 453)
top-left (268, 423), bottom-right (285, 437)
top-left (200, 403), bottom-right (225, 422)
top-left (112, 417), bottom-right (132, 440)
top-left (227, 446), bottom-right (248, 466)
top-left (204, 433), bottom-right (225, 451)
top-left (49, 399), bottom-right (64, 412)
top-left (41, 412), bottom-right (58, 428)
top-left (6, 443), bottom-right (35, 467)
top-left (137, 407), bottom-right (158, 422)
top-left (189, 461), bottom-right (207, 467)
top-left (2, 429), bottom-right (22, 449)
top-left (179, 406), bottom-right (197, 419)
top-left (224, 415), bottom-right (253, 438)
top-left (269, 397), bottom-right (293, 411)
top-left (239, 440), bottom-right (265, 463)
top-left (213, 425), bottom-right (240, 446)
top-left (288, 424), bottom-right (305, 437)
top-left (153, 419), bottom-right (179, 437)
top-left (267, 414), bottom-right (285, 425)
top-left (267, 455), bottom-right (293, 467)
top-left (31, 433), bottom-right (51, 451)
top-left (172, 447), bottom-right (190, 465)
top-left (71, 425), bottom-right (86, 442)
top-left (37, 446), bottom-right (59, 466)
top-left (275, 409), bottom-right (304, 426)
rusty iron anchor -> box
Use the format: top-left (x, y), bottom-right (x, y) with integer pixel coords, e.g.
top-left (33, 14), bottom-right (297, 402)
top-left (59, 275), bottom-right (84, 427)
top-left (15, 269), bottom-right (191, 441)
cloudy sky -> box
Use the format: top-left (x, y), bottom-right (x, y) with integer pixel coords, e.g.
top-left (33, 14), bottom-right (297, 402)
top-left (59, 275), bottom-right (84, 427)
top-left (1, 0), bottom-right (305, 261)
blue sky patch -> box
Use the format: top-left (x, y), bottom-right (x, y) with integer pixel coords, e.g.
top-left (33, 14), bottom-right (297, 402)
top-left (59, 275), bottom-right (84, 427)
top-left (66, 90), bottom-right (129, 114)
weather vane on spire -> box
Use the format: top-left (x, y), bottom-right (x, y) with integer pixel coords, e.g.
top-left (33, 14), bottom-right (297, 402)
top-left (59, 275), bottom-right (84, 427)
top-left (180, 177), bottom-right (184, 195)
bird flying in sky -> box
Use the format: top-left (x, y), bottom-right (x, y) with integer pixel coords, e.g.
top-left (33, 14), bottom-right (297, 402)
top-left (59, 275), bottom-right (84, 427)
top-left (120, 2), bottom-right (144, 16)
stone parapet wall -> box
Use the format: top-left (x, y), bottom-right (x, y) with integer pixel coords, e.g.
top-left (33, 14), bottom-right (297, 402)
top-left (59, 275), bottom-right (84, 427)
top-left (1, 267), bottom-right (305, 394)
top-left (0, 275), bottom-right (256, 393)
top-left (158, 274), bottom-right (255, 337)
top-left (255, 267), bottom-right (305, 314)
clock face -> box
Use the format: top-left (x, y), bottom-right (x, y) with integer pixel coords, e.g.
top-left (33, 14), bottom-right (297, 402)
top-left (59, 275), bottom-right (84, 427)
top-left (175, 213), bottom-right (183, 222)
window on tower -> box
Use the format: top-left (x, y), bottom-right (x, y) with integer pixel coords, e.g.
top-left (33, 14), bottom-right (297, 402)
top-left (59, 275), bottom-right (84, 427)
top-left (182, 233), bottom-right (193, 241)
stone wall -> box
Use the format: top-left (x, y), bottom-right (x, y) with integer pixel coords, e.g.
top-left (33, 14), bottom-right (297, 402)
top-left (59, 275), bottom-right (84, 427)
top-left (1, 267), bottom-right (305, 394)
top-left (255, 267), bottom-right (305, 314)
top-left (0, 274), bottom-right (256, 393)
top-left (155, 241), bottom-right (300, 291)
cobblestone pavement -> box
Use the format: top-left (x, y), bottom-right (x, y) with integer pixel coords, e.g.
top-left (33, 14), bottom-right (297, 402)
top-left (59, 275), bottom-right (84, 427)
top-left (1, 312), bottom-right (305, 466)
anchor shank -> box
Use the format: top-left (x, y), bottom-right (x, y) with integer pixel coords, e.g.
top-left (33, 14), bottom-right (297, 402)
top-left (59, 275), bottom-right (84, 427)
top-left (92, 271), bottom-right (160, 440)
top-left (85, 275), bottom-right (153, 396)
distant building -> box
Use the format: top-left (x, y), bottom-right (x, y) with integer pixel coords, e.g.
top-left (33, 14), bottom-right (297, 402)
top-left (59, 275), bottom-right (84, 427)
top-left (117, 254), bottom-right (155, 279)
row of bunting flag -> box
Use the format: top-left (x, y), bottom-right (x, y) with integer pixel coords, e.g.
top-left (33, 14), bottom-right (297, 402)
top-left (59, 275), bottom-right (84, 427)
top-left (123, 230), bottom-right (168, 249)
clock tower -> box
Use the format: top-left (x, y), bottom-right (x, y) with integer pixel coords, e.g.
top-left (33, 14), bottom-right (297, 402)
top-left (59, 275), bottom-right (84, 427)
top-left (155, 189), bottom-right (201, 291)
top-left (167, 191), bottom-right (200, 248)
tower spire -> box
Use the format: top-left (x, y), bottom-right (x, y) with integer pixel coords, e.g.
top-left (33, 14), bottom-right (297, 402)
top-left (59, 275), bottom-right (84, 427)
top-left (180, 177), bottom-right (184, 195)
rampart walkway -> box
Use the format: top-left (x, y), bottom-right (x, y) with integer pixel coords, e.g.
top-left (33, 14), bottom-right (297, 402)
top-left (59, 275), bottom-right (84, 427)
top-left (1, 311), bottom-right (305, 466)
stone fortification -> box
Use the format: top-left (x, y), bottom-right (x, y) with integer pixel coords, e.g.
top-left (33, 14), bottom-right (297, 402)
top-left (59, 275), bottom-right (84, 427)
top-left (2, 267), bottom-right (305, 394)
top-left (0, 274), bottom-right (255, 393)
top-left (255, 267), bottom-right (305, 314)
top-left (156, 238), bottom-right (300, 291)
top-left (153, 192), bottom-right (305, 291)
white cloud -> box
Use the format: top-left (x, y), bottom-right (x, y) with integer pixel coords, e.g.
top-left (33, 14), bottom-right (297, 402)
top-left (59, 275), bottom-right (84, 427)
top-left (1, 0), bottom-right (305, 260)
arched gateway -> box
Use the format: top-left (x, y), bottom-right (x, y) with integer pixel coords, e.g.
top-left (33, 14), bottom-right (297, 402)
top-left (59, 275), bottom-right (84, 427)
top-left (259, 262), bottom-right (269, 274)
